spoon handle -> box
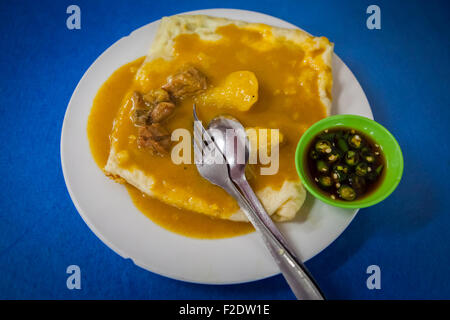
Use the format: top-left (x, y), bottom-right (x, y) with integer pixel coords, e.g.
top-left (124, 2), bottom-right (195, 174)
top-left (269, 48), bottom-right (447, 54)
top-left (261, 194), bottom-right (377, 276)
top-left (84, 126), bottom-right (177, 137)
top-left (231, 176), bottom-right (325, 300)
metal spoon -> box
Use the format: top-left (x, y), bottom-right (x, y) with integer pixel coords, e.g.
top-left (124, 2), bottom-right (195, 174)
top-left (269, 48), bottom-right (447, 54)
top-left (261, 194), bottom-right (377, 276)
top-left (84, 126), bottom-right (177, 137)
top-left (207, 115), bottom-right (325, 300)
top-left (207, 116), bottom-right (291, 249)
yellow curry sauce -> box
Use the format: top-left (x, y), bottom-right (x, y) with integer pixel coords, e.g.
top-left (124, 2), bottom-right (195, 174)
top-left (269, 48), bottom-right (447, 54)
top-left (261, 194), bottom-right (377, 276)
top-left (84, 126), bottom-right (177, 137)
top-left (88, 24), bottom-right (328, 239)
top-left (87, 58), bottom-right (254, 238)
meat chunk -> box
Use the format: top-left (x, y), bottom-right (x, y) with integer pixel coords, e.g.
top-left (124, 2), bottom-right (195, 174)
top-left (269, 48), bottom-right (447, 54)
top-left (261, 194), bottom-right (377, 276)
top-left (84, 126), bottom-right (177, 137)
top-left (131, 88), bottom-right (176, 153)
top-left (130, 92), bottom-right (152, 126)
top-left (162, 66), bottom-right (207, 99)
top-left (131, 89), bottom-right (176, 126)
top-left (137, 124), bottom-right (171, 156)
top-left (143, 88), bottom-right (171, 106)
top-left (151, 101), bottom-right (175, 123)
top-left (130, 91), bottom-right (149, 109)
top-left (132, 109), bottom-right (151, 126)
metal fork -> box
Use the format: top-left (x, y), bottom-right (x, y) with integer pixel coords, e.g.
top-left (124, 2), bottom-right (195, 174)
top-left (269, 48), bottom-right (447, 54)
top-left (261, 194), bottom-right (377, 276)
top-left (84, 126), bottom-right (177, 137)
top-left (193, 105), bottom-right (324, 300)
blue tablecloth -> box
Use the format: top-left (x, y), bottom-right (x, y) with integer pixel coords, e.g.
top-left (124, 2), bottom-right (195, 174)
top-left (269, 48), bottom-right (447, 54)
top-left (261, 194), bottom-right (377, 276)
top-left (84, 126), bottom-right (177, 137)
top-left (0, 0), bottom-right (448, 299)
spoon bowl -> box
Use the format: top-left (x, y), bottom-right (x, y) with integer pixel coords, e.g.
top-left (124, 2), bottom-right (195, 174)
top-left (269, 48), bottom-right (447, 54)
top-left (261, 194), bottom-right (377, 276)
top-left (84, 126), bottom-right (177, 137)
top-left (207, 115), bottom-right (250, 179)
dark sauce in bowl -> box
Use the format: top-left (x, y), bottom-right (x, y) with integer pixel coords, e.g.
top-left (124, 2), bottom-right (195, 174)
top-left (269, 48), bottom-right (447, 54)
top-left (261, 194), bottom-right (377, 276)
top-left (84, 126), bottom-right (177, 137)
top-left (305, 128), bottom-right (385, 201)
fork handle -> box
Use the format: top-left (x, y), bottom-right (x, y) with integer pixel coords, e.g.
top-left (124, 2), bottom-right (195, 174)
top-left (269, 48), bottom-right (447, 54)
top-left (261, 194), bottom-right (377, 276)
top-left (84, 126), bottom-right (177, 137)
top-left (228, 177), bottom-right (325, 300)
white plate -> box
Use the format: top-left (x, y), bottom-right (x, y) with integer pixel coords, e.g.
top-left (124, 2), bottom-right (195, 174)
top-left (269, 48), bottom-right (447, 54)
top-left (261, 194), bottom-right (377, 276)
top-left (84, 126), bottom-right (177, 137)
top-left (61, 9), bottom-right (373, 284)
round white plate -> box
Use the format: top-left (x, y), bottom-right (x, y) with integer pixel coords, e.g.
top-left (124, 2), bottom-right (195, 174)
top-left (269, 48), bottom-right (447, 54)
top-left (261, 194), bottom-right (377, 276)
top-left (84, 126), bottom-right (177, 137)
top-left (61, 9), bottom-right (372, 284)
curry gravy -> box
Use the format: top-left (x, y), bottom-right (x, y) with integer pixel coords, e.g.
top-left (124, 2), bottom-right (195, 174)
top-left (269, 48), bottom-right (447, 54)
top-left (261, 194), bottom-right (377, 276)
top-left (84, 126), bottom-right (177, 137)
top-left (88, 57), bottom-right (254, 238)
top-left (88, 24), bottom-right (328, 238)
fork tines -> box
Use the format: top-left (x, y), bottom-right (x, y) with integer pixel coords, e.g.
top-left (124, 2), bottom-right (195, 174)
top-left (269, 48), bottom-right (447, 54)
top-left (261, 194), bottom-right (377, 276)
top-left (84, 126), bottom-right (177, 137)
top-left (193, 104), bottom-right (223, 165)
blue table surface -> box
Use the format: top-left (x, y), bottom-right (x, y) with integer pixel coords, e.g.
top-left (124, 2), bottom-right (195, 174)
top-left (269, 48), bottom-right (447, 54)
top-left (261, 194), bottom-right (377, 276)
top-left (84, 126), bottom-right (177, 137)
top-left (0, 0), bottom-right (449, 300)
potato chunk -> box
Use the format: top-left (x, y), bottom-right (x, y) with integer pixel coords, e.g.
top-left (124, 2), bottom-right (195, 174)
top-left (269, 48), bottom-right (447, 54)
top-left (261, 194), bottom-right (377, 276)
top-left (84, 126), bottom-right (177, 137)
top-left (198, 71), bottom-right (258, 111)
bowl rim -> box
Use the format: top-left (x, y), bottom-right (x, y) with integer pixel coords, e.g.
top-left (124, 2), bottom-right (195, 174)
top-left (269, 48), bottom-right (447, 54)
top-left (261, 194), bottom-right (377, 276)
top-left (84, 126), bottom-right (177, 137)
top-left (295, 114), bottom-right (404, 209)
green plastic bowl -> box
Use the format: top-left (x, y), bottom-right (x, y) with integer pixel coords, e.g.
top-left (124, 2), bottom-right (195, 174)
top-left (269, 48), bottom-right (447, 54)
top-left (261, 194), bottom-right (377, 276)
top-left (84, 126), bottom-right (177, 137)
top-left (295, 115), bottom-right (403, 209)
